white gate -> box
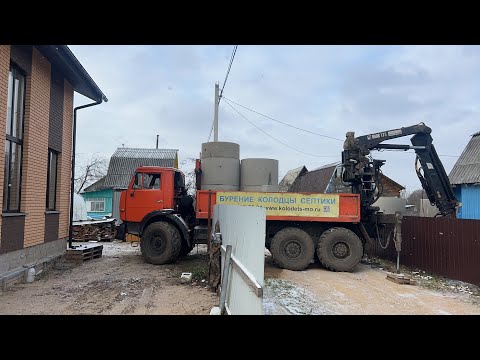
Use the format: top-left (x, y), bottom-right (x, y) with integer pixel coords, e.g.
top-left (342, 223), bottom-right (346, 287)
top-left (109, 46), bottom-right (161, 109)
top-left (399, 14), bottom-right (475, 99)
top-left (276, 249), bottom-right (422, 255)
top-left (213, 204), bottom-right (266, 315)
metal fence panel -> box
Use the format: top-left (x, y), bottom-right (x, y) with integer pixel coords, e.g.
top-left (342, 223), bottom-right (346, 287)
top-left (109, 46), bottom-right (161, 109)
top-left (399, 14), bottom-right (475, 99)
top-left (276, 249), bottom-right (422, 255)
top-left (367, 216), bottom-right (480, 285)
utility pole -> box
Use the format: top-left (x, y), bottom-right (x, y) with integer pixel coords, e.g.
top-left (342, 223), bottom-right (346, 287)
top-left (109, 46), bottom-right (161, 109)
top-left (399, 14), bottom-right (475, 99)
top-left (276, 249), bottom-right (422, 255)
top-left (214, 82), bottom-right (219, 142)
top-left (156, 134), bottom-right (159, 149)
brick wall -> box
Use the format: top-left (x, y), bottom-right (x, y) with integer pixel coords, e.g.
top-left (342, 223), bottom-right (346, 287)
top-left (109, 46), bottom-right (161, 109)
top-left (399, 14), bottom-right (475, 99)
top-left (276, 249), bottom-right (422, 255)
top-left (0, 45), bottom-right (10, 246)
top-left (21, 48), bottom-right (51, 248)
top-left (1, 45), bottom-right (82, 254)
top-left (58, 80), bottom-right (73, 238)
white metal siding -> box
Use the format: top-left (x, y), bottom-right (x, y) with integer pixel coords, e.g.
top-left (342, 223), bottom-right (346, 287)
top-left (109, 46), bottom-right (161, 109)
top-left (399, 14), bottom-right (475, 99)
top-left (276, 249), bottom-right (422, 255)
top-left (112, 190), bottom-right (122, 224)
top-left (215, 204), bottom-right (266, 315)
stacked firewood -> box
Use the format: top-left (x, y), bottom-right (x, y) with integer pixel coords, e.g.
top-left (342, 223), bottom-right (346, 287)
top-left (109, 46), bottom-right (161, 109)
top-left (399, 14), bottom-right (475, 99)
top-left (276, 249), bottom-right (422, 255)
top-left (72, 220), bottom-right (116, 242)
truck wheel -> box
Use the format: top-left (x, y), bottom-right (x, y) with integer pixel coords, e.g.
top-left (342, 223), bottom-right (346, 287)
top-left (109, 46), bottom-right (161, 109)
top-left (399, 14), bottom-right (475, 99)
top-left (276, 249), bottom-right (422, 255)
top-left (317, 227), bottom-right (363, 272)
top-left (270, 227), bottom-right (315, 271)
top-left (141, 222), bottom-right (182, 265)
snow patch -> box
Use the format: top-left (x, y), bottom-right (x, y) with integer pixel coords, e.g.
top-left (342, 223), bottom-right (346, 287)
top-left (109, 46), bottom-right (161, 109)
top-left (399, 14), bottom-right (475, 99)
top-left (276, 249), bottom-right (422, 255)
top-left (263, 278), bottom-right (335, 315)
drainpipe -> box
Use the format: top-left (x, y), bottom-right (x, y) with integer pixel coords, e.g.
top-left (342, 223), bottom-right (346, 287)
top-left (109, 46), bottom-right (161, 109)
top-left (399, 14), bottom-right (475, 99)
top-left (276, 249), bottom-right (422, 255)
top-left (68, 101), bottom-right (102, 249)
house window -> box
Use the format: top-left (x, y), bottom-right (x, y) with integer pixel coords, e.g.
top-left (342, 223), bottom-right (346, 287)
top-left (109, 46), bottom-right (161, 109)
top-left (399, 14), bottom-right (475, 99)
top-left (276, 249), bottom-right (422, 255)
top-left (87, 198), bottom-right (105, 212)
top-left (46, 149), bottom-right (58, 210)
top-left (3, 65), bottom-right (26, 212)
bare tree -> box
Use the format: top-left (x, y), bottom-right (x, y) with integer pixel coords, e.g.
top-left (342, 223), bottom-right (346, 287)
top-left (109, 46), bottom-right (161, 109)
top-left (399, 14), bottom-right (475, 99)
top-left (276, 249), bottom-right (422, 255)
top-left (75, 153), bottom-right (109, 194)
top-left (407, 189), bottom-right (427, 205)
top-left (180, 157), bottom-right (197, 196)
top-left (405, 188), bottom-right (428, 215)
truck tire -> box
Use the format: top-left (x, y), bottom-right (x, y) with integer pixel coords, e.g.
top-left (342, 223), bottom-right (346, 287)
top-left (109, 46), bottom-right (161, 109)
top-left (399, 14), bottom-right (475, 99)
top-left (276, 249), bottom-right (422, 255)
top-left (270, 227), bottom-right (315, 271)
top-left (141, 222), bottom-right (182, 265)
top-left (317, 227), bottom-right (363, 272)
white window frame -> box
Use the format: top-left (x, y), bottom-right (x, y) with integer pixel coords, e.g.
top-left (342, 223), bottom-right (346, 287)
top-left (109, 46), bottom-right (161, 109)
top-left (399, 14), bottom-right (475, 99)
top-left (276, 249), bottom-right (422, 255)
top-left (86, 198), bottom-right (105, 212)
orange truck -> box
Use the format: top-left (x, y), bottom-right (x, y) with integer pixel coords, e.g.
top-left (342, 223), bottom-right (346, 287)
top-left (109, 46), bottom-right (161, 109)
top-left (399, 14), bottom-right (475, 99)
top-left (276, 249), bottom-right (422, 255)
top-left (120, 166), bottom-right (365, 271)
top-left (119, 124), bottom-right (458, 272)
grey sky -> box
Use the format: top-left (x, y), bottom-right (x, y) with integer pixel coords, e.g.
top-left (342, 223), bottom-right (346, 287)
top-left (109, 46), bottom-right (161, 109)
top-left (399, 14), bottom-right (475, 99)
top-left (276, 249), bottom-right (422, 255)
top-left (70, 45), bottom-right (480, 193)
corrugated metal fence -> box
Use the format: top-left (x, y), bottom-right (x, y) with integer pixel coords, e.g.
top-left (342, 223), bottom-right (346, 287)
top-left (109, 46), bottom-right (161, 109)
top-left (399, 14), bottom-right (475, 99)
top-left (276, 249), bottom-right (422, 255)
top-left (366, 216), bottom-right (480, 286)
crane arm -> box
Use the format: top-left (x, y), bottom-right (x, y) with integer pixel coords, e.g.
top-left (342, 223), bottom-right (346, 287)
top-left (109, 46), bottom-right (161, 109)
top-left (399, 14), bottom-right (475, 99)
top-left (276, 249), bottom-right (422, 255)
top-left (355, 123), bottom-right (432, 151)
top-left (342, 123), bottom-right (458, 217)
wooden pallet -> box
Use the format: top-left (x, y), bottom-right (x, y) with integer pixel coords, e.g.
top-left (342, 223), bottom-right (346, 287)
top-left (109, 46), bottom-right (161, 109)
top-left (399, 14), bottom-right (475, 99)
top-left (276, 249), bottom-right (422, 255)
top-left (386, 272), bottom-right (417, 285)
top-left (65, 244), bottom-right (103, 262)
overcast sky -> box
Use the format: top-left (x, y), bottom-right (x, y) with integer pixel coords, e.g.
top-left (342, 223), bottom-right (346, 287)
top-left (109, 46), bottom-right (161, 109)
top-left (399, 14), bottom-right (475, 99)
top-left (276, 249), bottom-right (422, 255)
top-left (69, 45), bottom-right (480, 193)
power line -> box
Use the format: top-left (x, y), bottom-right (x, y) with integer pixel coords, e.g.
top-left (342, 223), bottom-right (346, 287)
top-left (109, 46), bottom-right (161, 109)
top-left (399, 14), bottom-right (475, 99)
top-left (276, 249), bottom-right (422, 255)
top-left (222, 98), bottom-right (338, 158)
top-left (207, 121), bottom-right (214, 142)
top-left (222, 96), bottom-right (343, 141)
top-left (219, 97), bottom-right (462, 159)
top-left (207, 45), bottom-right (238, 142)
top-left (219, 45), bottom-right (238, 103)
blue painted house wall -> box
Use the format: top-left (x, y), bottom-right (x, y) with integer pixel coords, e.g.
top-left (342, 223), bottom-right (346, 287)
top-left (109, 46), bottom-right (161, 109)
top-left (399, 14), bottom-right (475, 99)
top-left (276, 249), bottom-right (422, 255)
top-left (455, 184), bottom-right (480, 220)
top-left (81, 188), bottom-right (113, 219)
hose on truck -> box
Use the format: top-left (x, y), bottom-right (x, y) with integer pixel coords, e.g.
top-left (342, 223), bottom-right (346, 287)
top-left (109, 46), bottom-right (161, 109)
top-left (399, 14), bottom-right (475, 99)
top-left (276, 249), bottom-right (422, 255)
top-left (376, 222), bottom-right (395, 250)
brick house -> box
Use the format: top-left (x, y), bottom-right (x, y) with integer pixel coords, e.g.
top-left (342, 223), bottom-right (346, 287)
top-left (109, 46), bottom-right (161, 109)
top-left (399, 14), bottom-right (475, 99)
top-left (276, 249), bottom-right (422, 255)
top-left (0, 45), bottom-right (106, 281)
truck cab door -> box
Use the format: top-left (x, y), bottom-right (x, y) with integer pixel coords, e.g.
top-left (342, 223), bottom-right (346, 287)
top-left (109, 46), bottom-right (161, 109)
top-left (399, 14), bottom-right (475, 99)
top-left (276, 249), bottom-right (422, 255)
top-left (125, 172), bottom-right (165, 222)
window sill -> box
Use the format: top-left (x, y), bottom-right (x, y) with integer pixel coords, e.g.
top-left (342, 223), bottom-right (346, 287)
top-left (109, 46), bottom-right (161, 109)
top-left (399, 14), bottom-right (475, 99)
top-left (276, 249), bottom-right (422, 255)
top-left (45, 210), bottom-right (60, 215)
top-left (2, 212), bottom-right (27, 217)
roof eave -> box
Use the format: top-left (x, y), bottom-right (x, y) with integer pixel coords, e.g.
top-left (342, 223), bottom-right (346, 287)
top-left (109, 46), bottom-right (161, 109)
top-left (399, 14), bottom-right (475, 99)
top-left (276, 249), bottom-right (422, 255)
top-left (36, 45), bottom-right (108, 103)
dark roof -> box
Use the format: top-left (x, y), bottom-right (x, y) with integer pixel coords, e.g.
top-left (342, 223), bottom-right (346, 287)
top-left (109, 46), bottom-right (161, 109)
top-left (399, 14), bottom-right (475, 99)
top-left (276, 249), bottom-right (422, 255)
top-left (83, 176), bottom-right (107, 193)
top-left (35, 45), bottom-right (107, 103)
top-left (103, 148), bottom-right (178, 189)
top-left (289, 164), bottom-right (336, 193)
top-left (282, 162), bottom-right (405, 194)
top-left (278, 166), bottom-right (308, 192)
top-left (449, 131), bottom-right (480, 185)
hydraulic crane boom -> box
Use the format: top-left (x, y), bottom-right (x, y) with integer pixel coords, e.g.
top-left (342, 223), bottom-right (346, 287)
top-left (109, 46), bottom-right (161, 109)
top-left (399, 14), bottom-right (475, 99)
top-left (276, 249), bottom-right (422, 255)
top-left (342, 123), bottom-right (459, 217)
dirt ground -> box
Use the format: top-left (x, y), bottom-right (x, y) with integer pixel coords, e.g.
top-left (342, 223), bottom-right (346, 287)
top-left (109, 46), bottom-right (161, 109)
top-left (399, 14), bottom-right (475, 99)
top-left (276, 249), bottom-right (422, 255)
top-left (0, 241), bottom-right (217, 315)
top-left (1, 241), bottom-right (479, 315)
top-left (263, 252), bottom-right (480, 315)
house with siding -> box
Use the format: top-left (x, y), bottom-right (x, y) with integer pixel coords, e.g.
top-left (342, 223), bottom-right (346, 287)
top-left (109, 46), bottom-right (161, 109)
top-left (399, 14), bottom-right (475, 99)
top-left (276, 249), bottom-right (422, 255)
top-left (449, 131), bottom-right (480, 220)
top-left (280, 162), bottom-right (405, 197)
top-left (81, 148), bottom-right (178, 222)
top-left (0, 45), bottom-right (106, 281)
